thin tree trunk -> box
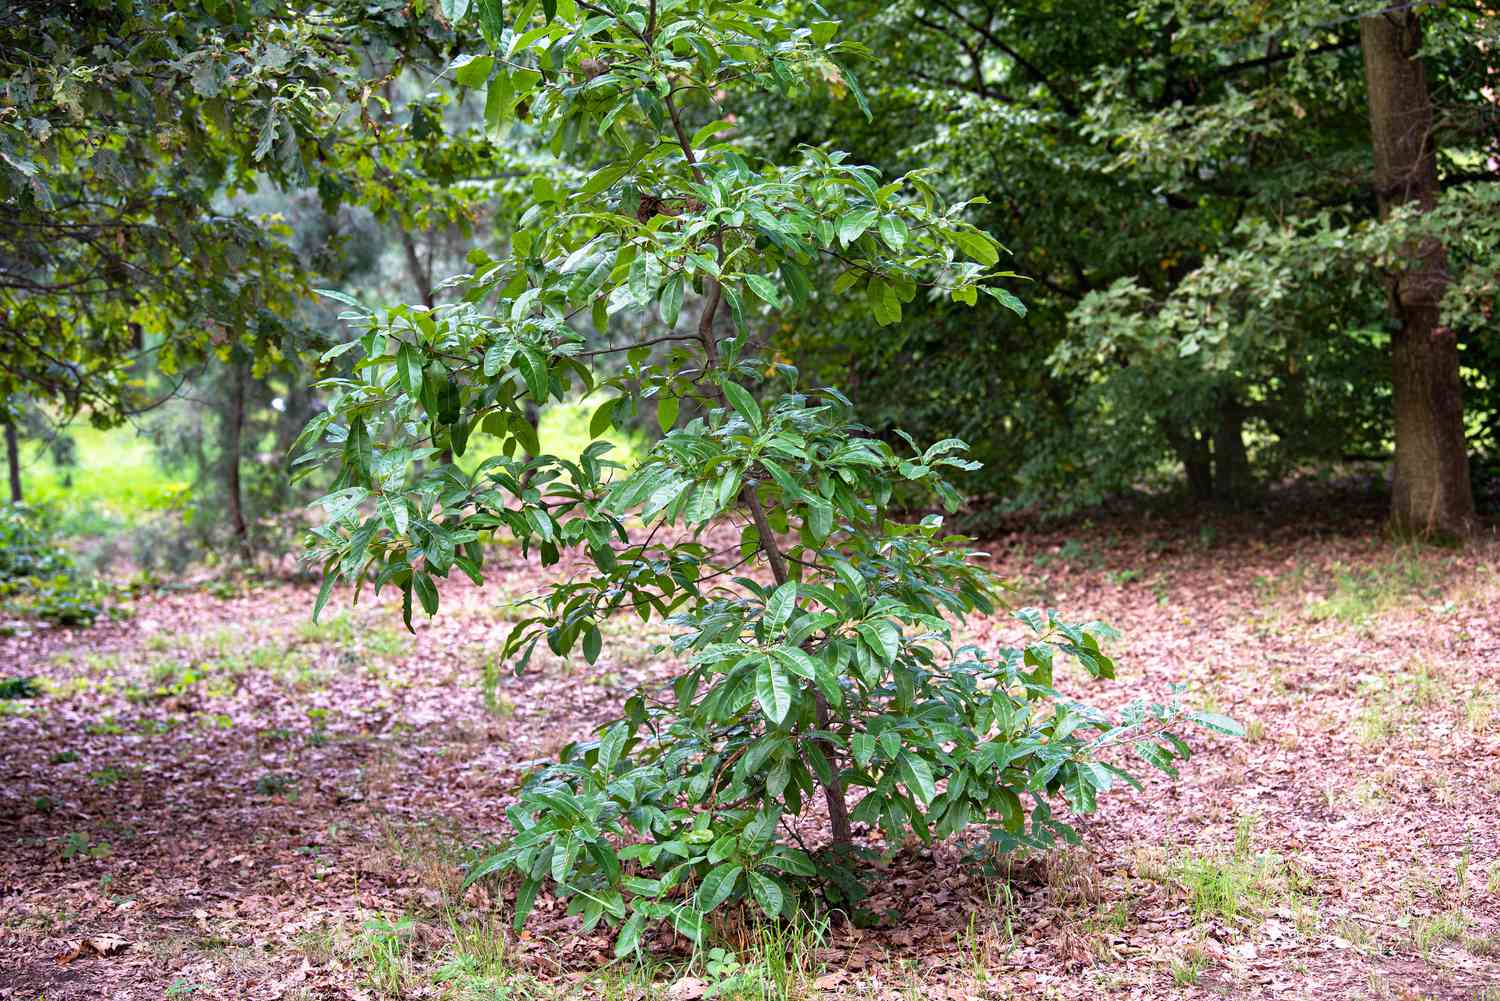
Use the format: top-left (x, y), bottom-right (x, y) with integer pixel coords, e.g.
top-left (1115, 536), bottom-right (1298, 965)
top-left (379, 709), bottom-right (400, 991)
top-left (1361, 8), bottom-right (1476, 538)
top-left (1162, 421), bottom-right (1214, 503)
top-left (1213, 397), bottom-right (1252, 503)
top-left (224, 360), bottom-right (249, 554)
top-left (400, 229), bottom-right (436, 310)
top-left (4, 421), bottom-right (21, 503)
top-left (746, 485), bottom-right (853, 847)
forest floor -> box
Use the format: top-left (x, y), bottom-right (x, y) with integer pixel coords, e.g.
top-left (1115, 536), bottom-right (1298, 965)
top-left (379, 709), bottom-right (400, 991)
top-left (2, 494), bottom-right (1499, 1001)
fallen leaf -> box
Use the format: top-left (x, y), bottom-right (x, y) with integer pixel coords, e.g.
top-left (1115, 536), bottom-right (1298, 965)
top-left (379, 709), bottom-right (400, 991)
top-left (667, 976), bottom-right (709, 1000)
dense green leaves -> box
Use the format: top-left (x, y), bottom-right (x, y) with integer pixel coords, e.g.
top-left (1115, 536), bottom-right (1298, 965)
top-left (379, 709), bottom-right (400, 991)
top-left (303, 0), bottom-right (1222, 950)
top-left (755, 0), bottom-right (1499, 508)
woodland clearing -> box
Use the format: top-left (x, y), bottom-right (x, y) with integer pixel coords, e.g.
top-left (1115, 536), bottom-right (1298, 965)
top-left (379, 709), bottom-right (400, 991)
top-left (3, 498), bottom-right (1498, 1001)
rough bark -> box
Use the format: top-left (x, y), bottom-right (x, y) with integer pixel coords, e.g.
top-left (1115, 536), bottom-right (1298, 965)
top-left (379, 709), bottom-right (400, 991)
top-left (4, 421), bottom-right (21, 503)
top-left (1361, 8), bottom-right (1476, 538)
top-left (224, 360), bottom-right (249, 554)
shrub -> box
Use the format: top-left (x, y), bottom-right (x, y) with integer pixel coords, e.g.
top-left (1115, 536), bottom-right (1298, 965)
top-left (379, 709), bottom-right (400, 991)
top-left (299, 0), bottom-right (1235, 954)
top-left (0, 504), bottom-right (109, 627)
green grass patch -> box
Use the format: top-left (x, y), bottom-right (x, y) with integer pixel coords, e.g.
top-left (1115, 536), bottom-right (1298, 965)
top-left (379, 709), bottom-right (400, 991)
top-left (457, 396), bottom-right (647, 476)
top-left (22, 423), bottom-right (188, 527)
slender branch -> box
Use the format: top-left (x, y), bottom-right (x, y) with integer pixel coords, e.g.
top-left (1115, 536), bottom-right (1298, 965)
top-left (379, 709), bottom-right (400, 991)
top-left (924, 0), bottom-right (1079, 116)
top-left (1208, 36), bottom-right (1359, 81)
top-left (573, 333), bottom-right (701, 359)
top-left (744, 483), bottom-right (789, 585)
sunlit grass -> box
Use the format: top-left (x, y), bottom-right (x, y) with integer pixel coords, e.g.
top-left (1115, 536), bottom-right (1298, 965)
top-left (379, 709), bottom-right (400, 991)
top-left (22, 423), bottom-right (188, 521)
top-left (458, 396), bottom-right (647, 475)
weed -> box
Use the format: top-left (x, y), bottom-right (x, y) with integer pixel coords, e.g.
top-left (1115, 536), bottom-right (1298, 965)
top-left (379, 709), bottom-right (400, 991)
top-left (1160, 816), bottom-right (1302, 924)
top-left (90, 766), bottom-right (124, 787)
top-left (1413, 910), bottom-right (1468, 955)
top-left (1465, 931), bottom-right (1500, 958)
top-left (1333, 916), bottom-right (1373, 949)
top-left (1465, 688), bottom-right (1498, 734)
top-left (255, 772), bottom-right (296, 797)
top-left (1403, 658), bottom-right (1449, 707)
top-left (1170, 941), bottom-right (1209, 985)
top-left (1303, 552), bottom-right (1442, 625)
top-left (364, 625), bottom-right (412, 659)
top-left (1353, 705), bottom-right (1392, 746)
top-left (358, 915), bottom-right (415, 996)
top-left (60, 831), bottom-right (111, 861)
top-left (1175, 853), bottom-right (1271, 922)
top-left (753, 914), bottom-right (826, 998)
top-left (0, 675), bottom-right (42, 699)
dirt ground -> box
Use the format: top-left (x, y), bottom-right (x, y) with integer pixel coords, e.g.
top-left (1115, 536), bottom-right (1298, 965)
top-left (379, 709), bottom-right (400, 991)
top-left (3, 498), bottom-right (1498, 1000)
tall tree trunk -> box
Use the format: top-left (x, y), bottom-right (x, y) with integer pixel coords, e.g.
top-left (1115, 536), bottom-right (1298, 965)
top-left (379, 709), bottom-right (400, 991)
top-left (4, 421), bottom-right (21, 503)
top-left (1361, 8), bottom-right (1476, 538)
top-left (224, 360), bottom-right (249, 555)
top-left (1213, 397), bottom-right (1252, 503)
top-left (400, 229), bottom-right (436, 310)
top-left (1162, 421), bottom-right (1214, 503)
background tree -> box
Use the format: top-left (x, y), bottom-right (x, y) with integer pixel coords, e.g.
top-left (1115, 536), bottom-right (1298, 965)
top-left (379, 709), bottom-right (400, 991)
top-left (742, 0), bottom-right (1499, 515)
top-left (1360, 4), bottom-right (1476, 538)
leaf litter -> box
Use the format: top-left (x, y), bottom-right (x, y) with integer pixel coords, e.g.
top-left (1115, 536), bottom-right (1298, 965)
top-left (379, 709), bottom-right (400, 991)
top-left (1, 503), bottom-right (1498, 999)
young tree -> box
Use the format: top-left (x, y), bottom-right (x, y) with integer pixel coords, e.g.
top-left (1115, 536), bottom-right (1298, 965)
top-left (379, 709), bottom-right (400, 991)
top-left (1361, 5), bottom-right (1476, 538)
top-left (301, 0), bottom-right (1230, 947)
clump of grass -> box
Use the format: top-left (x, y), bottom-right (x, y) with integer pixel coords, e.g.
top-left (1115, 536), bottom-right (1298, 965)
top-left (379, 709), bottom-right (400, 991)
top-left (358, 915), bottom-right (415, 996)
top-left (1413, 910), bottom-right (1468, 956)
top-left (1302, 551), bottom-right (1443, 625)
top-left (1170, 941), bottom-right (1209, 985)
top-left (1157, 816), bottom-right (1302, 924)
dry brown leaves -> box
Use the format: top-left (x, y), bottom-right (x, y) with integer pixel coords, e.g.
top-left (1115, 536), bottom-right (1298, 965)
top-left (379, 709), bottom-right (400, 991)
top-left (2, 500), bottom-right (1498, 999)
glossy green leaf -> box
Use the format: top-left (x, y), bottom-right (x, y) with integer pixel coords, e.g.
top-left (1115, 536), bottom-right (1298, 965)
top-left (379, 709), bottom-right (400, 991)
top-left (696, 863), bottom-right (742, 912)
top-left (755, 660), bottom-right (794, 724)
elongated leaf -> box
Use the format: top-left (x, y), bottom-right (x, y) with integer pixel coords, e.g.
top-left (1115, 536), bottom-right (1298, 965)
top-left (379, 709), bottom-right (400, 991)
top-left (764, 581), bottom-right (796, 631)
top-left (518, 347), bottom-right (549, 402)
top-left (597, 720), bottom-right (626, 774)
top-left (589, 397), bottom-right (617, 438)
top-left (660, 272), bottom-right (684, 328)
top-left (721, 380), bottom-right (761, 429)
top-left (755, 660), bottom-right (793, 724)
top-left (453, 53), bottom-right (492, 87)
top-left (747, 870), bottom-right (784, 917)
top-left (657, 394), bottom-right (679, 432)
top-left (413, 572), bottom-right (439, 615)
top-left (397, 343), bottom-right (423, 398)
top-left (614, 911), bottom-right (644, 957)
top-left (805, 497), bottom-right (832, 541)
top-left (512, 876), bottom-right (540, 932)
top-left (856, 619), bottom-right (899, 665)
top-left (745, 273), bottom-right (781, 308)
top-left (696, 863), bottom-right (742, 912)
top-left (851, 732), bottom-right (875, 767)
top-left (1188, 711), bottom-right (1245, 736)
top-left (897, 753), bottom-right (935, 806)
